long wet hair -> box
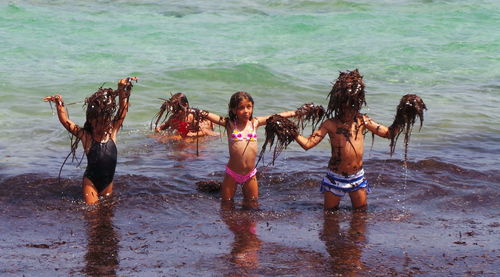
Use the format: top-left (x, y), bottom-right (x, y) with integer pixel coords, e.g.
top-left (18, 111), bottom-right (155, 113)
top-left (228, 91), bottom-right (254, 122)
top-left (326, 69), bottom-right (366, 120)
top-left (66, 87), bottom-right (119, 161)
top-left (83, 87), bottom-right (119, 135)
top-left (151, 92), bottom-right (190, 129)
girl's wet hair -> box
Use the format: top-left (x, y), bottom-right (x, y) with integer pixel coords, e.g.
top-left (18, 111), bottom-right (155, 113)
top-left (326, 69), bottom-right (366, 120)
top-left (68, 87), bottom-right (120, 160)
top-left (83, 87), bottom-right (119, 133)
top-left (151, 92), bottom-right (190, 129)
top-left (170, 92), bottom-right (190, 113)
top-left (228, 91), bottom-right (254, 121)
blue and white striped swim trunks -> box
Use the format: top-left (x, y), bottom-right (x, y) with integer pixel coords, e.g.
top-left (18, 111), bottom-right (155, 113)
top-left (320, 169), bottom-right (369, 197)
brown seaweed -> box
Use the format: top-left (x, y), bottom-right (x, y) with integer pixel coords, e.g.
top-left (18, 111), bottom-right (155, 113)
top-left (326, 69), bottom-right (366, 120)
top-left (196, 180), bottom-right (221, 193)
top-left (258, 114), bottom-right (299, 166)
top-left (388, 94), bottom-right (427, 160)
top-left (187, 108), bottom-right (209, 156)
top-left (295, 102), bottom-right (325, 133)
top-left (186, 108), bottom-right (209, 134)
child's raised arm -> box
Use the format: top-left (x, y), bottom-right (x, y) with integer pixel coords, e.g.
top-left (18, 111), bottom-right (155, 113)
top-left (43, 94), bottom-right (83, 138)
top-left (295, 120), bottom-right (330, 150)
top-left (113, 77), bottom-right (138, 131)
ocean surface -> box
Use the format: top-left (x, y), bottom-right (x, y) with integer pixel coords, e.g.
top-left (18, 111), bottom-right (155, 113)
top-left (1, 0), bottom-right (499, 276)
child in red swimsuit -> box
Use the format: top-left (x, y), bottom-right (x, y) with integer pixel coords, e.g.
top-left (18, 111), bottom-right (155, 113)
top-left (153, 93), bottom-right (216, 138)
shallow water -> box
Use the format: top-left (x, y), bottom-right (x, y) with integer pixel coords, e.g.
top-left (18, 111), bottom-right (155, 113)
top-left (1, 0), bottom-right (499, 276)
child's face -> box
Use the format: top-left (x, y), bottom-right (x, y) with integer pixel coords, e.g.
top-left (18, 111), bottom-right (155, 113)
top-left (234, 98), bottom-right (253, 121)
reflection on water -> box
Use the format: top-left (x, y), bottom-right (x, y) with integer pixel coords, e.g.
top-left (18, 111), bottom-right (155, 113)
top-left (148, 133), bottom-right (214, 161)
top-left (220, 201), bottom-right (262, 274)
top-left (320, 211), bottom-right (367, 275)
top-left (83, 202), bottom-right (119, 277)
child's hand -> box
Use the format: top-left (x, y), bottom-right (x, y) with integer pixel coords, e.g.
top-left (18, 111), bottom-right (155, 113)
top-left (117, 76), bottom-right (139, 91)
top-left (43, 94), bottom-right (63, 103)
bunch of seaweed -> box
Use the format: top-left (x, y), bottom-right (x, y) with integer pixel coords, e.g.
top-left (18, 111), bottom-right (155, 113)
top-left (388, 94), bottom-right (427, 160)
top-left (187, 108), bottom-right (209, 156)
top-left (295, 102), bottom-right (325, 133)
top-left (186, 108), bottom-right (209, 135)
top-left (257, 114), bottom-right (299, 166)
top-left (196, 180), bottom-right (221, 193)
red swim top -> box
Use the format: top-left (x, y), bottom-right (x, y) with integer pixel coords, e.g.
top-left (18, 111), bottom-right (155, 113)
top-left (171, 119), bottom-right (189, 137)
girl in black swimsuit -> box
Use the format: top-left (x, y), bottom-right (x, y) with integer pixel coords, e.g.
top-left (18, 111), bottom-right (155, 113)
top-left (44, 77), bottom-right (138, 204)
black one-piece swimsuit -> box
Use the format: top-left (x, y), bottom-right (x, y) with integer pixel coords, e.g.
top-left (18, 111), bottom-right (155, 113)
top-left (83, 139), bottom-right (117, 193)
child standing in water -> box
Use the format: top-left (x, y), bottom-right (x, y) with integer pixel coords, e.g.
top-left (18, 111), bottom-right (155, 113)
top-left (204, 91), bottom-right (296, 205)
top-left (152, 92), bottom-right (217, 138)
top-left (44, 77), bottom-right (138, 204)
top-left (295, 69), bottom-right (400, 210)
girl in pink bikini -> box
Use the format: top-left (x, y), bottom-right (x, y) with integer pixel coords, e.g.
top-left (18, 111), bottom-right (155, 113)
top-left (204, 91), bottom-right (296, 205)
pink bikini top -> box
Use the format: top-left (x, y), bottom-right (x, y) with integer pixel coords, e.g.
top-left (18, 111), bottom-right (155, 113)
top-left (230, 120), bottom-right (257, 142)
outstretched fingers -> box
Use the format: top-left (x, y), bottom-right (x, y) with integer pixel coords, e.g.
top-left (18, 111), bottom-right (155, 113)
top-left (43, 94), bottom-right (62, 102)
top-left (118, 76), bottom-right (139, 87)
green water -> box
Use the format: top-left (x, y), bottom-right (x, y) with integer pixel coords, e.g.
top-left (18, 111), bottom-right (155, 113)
top-left (0, 0), bottom-right (499, 172)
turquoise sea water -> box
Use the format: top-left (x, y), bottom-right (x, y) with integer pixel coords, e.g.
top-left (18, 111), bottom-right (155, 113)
top-left (1, 1), bottom-right (499, 163)
top-left (0, 1), bottom-right (499, 275)
top-left (1, 0), bottom-right (499, 173)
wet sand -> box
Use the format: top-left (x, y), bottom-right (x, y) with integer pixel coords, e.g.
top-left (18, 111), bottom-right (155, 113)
top-left (1, 153), bottom-right (498, 276)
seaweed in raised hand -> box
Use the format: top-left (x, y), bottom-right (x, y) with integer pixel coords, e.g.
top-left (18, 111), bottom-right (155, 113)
top-left (295, 103), bottom-right (325, 133)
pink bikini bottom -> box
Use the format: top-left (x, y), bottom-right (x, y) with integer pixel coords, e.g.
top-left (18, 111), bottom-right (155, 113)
top-left (225, 166), bottom-right (257, 184)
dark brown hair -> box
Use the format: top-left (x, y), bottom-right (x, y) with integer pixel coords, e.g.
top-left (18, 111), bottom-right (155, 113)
top-left (151, 92), bottom-right (190, 129)
top-left (228, 91), bottom-right (254, 121)
top-left (83, 87), bottom-right (118, 134)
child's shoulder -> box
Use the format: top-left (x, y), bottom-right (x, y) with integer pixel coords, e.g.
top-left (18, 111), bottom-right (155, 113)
top-left (318, 118), bottom-right (339, 132)
top-left (323, 118), bottom-right (340, 126)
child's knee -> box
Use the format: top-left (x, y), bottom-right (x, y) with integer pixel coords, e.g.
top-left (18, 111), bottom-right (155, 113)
top-left (324, 192), bottom-right (341, 210)
top-left (349, 189), bottom-right (367, 208)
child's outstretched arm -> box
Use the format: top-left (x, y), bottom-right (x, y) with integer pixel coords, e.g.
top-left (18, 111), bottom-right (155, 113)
top-left (113, 77), bottom-right (138, 131)
top-left (204, 111), bottom-right (227, 127)
top-left (295, 120), bottom-right (330, 150)
top-left (362, 114), bottom-right (396, 139)
top-left (256, 110), bottom-right (296, 126)
top-left (43, 94), bottom-right (82, 138)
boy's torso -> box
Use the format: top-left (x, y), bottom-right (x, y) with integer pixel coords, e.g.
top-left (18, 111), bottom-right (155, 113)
top-left (324, 117), bottom-right (366, 175)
